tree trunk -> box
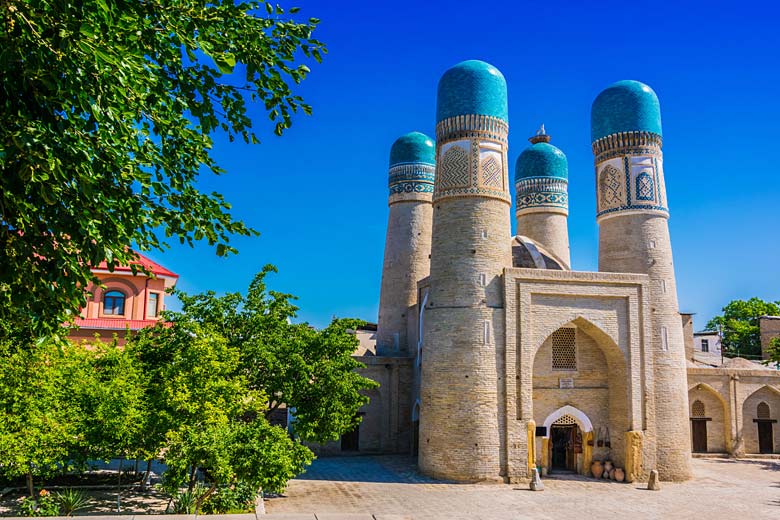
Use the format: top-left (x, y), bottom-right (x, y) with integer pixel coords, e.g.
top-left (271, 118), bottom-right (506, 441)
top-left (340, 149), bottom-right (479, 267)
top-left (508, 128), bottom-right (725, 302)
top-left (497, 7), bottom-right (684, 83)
top-left (26, 472), bottom-right (34, 498)
top-left (141, 459), bottom-right (153, 491)
top-left (194, 483), bottom-right (217, 515)
top-left (117, 457), bottom-right (123, 512)
top-left (188, 465), bottom-right (197, 492)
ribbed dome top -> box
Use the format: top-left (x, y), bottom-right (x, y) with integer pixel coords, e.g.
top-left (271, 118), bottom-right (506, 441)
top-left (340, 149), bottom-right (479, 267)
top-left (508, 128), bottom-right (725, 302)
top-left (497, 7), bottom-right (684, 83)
top-left (436, 60), bottom-right (508, 123)
top-left (591, 80), bottom-right (662, 142)
top-left (515, 142), bottom-right (568, 182)
top-left (389, 132), bottom-right (435, 167)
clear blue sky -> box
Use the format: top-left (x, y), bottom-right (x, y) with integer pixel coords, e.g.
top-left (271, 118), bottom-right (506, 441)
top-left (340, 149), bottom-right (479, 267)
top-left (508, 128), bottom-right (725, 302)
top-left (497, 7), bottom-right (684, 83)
top-left (152, 0), bottom-right (780, 331)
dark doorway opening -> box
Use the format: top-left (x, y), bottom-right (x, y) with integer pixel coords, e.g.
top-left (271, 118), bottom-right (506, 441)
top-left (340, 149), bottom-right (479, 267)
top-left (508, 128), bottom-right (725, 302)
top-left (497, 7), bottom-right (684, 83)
top-left (550, 425), bottom-right (578, 472)
top-left (691, 419), bottom-right (708, 453)
top-left (341, 425), bottom-right (359, 451)
top-left (757, 421), bottom-right (774, 454)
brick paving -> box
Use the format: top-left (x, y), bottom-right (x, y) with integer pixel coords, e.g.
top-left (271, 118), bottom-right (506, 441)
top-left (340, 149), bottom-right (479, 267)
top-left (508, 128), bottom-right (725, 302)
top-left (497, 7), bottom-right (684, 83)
top-left (264, 456), bottom-right (780, 519)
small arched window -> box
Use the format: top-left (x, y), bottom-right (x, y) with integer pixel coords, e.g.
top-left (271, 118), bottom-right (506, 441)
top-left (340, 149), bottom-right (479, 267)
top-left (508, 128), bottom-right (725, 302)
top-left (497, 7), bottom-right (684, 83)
top-left (757, 401), bottom-right (771, 419)
top-left (691, 400), bottom-right (706, 418)
top-left (103, 290), bottom-right (126, 316)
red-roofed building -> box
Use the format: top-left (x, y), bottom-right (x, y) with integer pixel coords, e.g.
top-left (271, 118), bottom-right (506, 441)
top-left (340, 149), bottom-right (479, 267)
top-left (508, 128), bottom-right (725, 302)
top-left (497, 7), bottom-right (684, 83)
top-left (70, 252), bottom-right (179, 345)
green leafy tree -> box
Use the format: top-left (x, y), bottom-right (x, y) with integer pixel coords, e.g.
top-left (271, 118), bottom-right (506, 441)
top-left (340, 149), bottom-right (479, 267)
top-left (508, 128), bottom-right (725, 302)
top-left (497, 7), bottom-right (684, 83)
top-left (126, 266), bottom-right (376, 508)
top-left (765, 337), bottom-right (780, 367)
top-left (0, 342), bottom-right (86, 496)
top-left (173, 264), bottom-right (378, 443)
top-left (706, 298), bottom-right (780, 358)
top-left (0, 0), bottom-right (325, 340)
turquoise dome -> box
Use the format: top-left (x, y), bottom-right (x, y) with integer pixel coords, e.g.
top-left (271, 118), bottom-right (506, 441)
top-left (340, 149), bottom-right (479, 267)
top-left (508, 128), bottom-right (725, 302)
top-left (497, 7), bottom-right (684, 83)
top-left (591, 80), bottom-right (662, 142)
top-left (515, 142), bottom-right (568, 182)
top-left (436, 60), bottom-right (508, 123)
top-left (389, 132), bottom-right (435, 167)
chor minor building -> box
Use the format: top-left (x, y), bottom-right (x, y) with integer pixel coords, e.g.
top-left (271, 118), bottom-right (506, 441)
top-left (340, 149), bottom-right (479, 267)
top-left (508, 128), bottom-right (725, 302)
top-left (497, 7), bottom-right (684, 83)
top-left (314, 60), bottom-right (780, 483)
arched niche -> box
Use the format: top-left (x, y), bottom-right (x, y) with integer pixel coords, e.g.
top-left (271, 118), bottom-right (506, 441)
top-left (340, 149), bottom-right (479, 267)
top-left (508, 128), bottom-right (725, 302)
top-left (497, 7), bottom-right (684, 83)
top-left (530, 317), bottom-right (629, 468)
top-left (741, 385), bottom-right (780, 454)
top-left (688, 382), bottom-right (730, 453)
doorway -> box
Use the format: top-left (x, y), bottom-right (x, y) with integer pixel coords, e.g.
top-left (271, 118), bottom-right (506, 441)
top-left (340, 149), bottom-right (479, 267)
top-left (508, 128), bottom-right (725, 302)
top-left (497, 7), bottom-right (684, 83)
top-left (691, 419), bottom-right (708, 453)
top-left (757, 421), bottom-right (773, 454)
top-left (341, 425), bottom-right (359, 451)
top-left (550, 425), bottom-right (578, 472)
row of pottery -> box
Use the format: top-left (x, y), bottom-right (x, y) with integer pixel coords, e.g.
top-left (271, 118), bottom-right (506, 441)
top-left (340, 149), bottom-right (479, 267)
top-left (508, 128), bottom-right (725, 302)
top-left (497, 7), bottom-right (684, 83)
top-left (590, 460), bottom-right (625, 482)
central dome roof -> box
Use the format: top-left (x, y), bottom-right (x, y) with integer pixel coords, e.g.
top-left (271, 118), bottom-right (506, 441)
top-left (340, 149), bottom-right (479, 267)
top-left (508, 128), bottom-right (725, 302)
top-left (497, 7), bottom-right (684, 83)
top-left (591, 80), bottom-right (662, 142)
top-left (389, 132), bottom-right (435, 167)
top-left (436, 60), bottom-right (508, 123)
top-left (515, 142), bottom-right (568, 182)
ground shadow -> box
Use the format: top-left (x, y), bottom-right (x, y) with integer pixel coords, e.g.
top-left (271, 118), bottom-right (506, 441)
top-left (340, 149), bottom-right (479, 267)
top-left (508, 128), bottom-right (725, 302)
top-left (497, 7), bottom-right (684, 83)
top-left (295, 456), bottom-right (456, 485)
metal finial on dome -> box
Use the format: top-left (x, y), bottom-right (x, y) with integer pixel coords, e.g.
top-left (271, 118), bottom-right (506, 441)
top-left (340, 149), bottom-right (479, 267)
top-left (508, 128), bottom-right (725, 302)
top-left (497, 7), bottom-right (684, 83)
top-left (529, 124), bottom-right (551, 144)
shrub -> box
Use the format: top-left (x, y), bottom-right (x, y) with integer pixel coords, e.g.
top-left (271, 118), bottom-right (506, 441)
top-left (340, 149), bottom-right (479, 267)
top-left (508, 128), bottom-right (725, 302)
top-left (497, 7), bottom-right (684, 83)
top-left (56, 488), bottom-right (91, 516)
top-left (19, 490), bottom-right (60, 517)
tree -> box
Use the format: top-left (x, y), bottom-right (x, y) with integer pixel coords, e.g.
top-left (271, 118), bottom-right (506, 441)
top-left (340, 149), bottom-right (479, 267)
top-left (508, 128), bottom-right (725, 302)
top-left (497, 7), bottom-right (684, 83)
top-left (172, 264), bottom-right (378, 444)
top-left (0, 0), bottom-right (325, 339)
top-left (126, 266), bottom-right (377, 508)
top-left (706, 298), bottom-right (780, 358)
top-left (0, 341), bottom-right (86, 496)
top-left (766, 337), bottom-right (780, 368)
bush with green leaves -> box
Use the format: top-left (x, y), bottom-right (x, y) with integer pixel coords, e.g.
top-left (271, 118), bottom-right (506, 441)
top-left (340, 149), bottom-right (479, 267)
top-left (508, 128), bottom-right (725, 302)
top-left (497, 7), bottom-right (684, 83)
top-left (201, 481), bottom-right (258, 514)
top-left (18, 490), bottom-right (60, 517)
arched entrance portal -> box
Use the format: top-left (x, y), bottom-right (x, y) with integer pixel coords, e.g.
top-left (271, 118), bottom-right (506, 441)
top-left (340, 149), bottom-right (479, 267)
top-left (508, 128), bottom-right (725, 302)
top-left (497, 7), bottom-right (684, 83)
top-left (542, 406), bottom-right (594, 474)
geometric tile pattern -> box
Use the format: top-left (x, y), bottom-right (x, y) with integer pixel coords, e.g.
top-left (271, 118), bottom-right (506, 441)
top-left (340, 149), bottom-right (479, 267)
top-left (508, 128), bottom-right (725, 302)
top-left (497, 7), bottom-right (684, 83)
top-left (388, 163), bottom-right (435, 203)
top-left (599, 164), bottom-right (625, 210)
top-left (515, 177), bottom-right (568, 213)
top-left (480, 155), bottom-right (502, 188)
top-left (433, 115), bottom-right (510, 203)
top-left (635, 172), bottom-right (655, 201)
top-left (439, 145), bottom-right (470, 189)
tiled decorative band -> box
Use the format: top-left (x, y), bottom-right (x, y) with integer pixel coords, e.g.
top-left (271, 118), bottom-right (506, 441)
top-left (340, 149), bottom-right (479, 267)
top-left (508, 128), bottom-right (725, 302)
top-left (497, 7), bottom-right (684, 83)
top-left (515, 177), bottom-right (568, 215)
top-left (433, 115), bottom-right (510, 204)
top-left (594, 133), bottom-right (668, 221)
top-left (388, 162), bottom-right (435, 204)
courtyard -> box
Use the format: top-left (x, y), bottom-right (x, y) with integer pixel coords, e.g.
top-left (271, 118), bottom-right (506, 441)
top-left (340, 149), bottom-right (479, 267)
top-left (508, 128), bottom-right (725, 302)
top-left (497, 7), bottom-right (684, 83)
top-left (264, 456), bottom-right (780, 519)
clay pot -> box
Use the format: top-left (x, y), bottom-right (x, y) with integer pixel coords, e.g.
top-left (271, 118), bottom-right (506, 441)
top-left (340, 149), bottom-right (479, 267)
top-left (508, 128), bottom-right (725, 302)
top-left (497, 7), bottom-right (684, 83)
top-left (609, 468), bottom-right (616, 480)
top-left (591, 460), bottom-right (604, 479)
top-left (604, 460), bottom-right (614, 473)
top-left (614, 468), bottom-right (625, 482)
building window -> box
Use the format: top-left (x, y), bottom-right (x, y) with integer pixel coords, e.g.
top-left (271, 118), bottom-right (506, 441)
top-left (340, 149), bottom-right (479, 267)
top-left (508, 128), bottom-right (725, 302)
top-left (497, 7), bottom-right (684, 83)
top-left (701, 339), bottom-right (709, 352)
top-left (147, 293), bottom-right (160, 318)
top-left (551, 327), bottom-right (576, 371)
top-left (691, 400), bottom-right (706, 418)
top-left (757, 402), bottom-right (770, 420)
top-left (103, 290), bottom-right (126, 316)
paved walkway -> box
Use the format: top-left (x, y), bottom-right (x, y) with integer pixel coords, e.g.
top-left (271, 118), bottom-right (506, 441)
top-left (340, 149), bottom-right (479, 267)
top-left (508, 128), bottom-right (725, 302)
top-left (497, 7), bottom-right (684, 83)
top-left (264, 456), bottom-right (780, 519)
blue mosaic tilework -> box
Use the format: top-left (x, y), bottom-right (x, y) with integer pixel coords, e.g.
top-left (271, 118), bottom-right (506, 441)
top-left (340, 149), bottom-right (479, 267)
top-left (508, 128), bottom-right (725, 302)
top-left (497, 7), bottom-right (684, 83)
top-left (388, 163), bottom-right (436, 198)
top-left (389, 132), bottom-right (436, 167)
top-left (436, 60), bottom-right (508, 123)
top-left (515, 142), bottom-right (568, 182)
top-left (516, 177), bottom-right (568, 211)
top-left (591, 80), bottom-right (662, 142)
top-left (635, 172), bottom-right (655, 201)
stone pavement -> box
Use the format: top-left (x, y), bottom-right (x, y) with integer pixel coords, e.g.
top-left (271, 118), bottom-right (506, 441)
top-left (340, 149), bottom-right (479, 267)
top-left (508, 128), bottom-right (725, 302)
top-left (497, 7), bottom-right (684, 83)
top-left (264, 456), bottom-right (780, 519)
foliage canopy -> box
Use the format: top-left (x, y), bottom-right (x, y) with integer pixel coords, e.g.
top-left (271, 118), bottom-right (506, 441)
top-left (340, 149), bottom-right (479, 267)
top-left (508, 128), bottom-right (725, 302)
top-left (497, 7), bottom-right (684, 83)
top-left (0, 0), bottom-right (324, 339)
top-left (706, 297), bottom-right (780, 358)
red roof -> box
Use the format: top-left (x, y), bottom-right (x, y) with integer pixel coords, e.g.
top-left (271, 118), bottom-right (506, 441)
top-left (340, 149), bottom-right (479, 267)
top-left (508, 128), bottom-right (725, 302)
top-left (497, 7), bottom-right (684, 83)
top-left (73, 318), bottom-right (167, 331)
top-left (95, 251), bottom-right (179, 280)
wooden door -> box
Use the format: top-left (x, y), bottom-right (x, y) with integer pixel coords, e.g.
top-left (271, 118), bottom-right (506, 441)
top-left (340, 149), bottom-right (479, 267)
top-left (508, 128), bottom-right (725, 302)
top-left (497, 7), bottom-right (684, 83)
top-left (758, 422), bottom-right (773, 454)
top-left (691, 419), bottom-right (708, 453)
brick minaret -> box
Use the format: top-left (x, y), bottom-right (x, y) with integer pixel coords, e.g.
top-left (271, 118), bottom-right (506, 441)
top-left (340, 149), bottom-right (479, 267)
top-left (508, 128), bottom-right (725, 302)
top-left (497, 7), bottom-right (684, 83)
top-left (591, 80), bottom-right (692, 480)
top-left (377, 132), bottom-right (436, 355)
top-left (419, 60), bottom-right (512, 481)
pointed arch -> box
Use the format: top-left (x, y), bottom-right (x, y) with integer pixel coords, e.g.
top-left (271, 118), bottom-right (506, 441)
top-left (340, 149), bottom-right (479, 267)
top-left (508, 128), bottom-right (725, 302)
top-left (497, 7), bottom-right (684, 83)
top-left (688, 382), bottom-right (729, 409)
top-left (542, 405), bottom-right (593, 438)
